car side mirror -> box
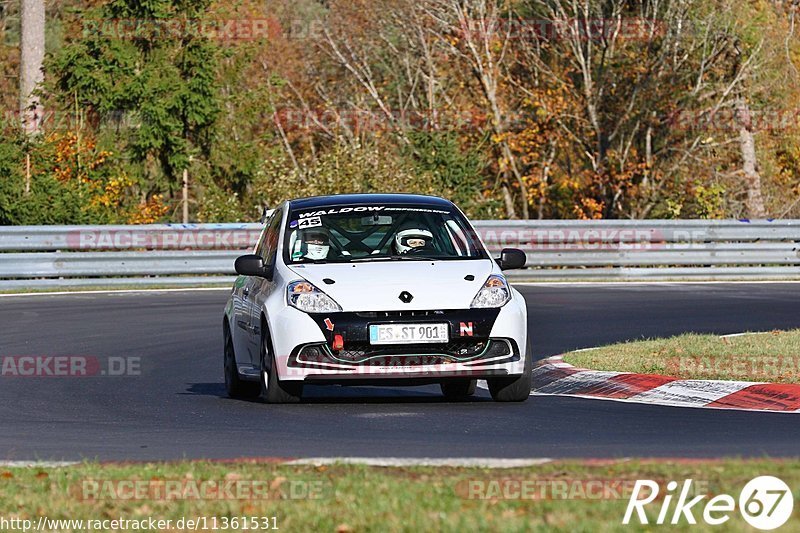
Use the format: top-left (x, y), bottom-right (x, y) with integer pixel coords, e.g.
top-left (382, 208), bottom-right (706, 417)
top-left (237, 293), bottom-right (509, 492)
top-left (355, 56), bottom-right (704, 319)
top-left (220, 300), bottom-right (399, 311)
top-left (234, 254), bottom-right (273, 280)
top-left (496, 248), bottom-right (526, 271)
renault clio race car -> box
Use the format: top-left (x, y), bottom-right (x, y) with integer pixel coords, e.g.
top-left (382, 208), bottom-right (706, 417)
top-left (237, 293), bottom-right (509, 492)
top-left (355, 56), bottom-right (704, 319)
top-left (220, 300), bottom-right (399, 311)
top-left (222, 194), bottom-right (531, 403)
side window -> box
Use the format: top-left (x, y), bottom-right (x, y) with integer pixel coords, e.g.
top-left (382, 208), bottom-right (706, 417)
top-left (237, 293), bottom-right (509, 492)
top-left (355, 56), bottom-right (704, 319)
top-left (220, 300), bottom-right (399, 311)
top-left (254, 217), bottom-right (272, 259)
top-left (260, 209), bottom-right (283, 266)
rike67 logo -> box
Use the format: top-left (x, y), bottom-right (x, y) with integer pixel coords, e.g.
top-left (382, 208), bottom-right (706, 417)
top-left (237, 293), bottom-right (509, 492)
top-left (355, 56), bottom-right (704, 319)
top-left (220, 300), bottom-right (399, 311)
top-left (623, 476), bottom-right (794, 530)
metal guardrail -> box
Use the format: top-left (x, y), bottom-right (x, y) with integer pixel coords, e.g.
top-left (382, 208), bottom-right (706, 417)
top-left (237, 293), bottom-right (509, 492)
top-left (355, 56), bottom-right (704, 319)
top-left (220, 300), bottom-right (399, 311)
top-left (0, 220), bottom-right (798, 288)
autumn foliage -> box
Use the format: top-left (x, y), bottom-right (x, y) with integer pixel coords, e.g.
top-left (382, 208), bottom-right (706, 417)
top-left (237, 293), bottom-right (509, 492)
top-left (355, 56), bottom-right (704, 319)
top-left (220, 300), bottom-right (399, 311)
top-left (1, 0), bottom-right (799, 223)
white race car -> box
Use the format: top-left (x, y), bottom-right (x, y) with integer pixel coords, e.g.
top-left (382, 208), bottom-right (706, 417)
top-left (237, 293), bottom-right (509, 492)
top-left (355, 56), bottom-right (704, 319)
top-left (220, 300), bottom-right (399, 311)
top-left (223, 194), bottom-right (531, 403)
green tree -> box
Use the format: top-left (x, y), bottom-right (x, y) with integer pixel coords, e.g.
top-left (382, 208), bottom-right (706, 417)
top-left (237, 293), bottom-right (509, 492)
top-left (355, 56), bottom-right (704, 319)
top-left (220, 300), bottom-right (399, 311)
top-left (47, 0), bottom-right (220, 218)
top-left (404, 131), bottom-right (499, 219)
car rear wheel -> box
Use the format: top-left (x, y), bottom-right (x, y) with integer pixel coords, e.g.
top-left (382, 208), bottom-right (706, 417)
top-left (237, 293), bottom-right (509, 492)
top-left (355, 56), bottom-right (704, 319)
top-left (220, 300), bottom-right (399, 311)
top-left (224, 328), bottom-right (259, 399)
top-left (260, 328), bottom-right (303, 404)
top-left (440, 379), bottom-right (477, 400)
top-left (487, 337), bottom-right (532, 402)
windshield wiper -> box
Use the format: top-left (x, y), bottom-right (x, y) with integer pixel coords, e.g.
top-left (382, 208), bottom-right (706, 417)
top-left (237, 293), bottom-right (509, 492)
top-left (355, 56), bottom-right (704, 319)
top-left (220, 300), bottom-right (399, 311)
top-left (348, 256), bottom-right (400, 263)
top-left (349, 255), bottom-right (436, 262)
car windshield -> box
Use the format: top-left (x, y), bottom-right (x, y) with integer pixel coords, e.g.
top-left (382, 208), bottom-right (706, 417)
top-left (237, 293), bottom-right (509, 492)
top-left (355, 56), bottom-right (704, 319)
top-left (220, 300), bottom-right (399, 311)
top-left (284, 203), bottom-right (488, 264)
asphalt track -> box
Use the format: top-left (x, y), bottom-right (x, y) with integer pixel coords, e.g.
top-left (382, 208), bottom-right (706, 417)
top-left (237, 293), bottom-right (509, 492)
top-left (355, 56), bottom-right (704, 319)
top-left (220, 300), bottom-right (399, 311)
top-left (1, 283), bottom-right (799, 461)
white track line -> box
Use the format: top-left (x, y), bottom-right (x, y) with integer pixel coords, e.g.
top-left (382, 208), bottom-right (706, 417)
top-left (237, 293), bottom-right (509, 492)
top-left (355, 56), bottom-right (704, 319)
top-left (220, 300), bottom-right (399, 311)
top-left (288, 457), bottom-right (553, 468)
top-left (0, 461), bottom-right (79, 468)
top-left (1, 458), bottom-right (555, 468)
top-left (566, 347), bottom-right (601, 353)
top-left (0, 287), bottom-right (230, 298)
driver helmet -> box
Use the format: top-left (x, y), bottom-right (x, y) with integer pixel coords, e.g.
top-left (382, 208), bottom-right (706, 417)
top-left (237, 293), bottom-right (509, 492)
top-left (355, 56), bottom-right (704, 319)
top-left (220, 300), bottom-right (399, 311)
top-left (300, 227), bottom-right (331, 260)
top-left (393, 228), bottom-right (433, 255)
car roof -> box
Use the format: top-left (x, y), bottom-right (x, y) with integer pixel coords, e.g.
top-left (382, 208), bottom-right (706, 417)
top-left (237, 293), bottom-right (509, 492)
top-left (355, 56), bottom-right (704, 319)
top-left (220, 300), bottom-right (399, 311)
top-left (288, 193), bottom-right (454, 211)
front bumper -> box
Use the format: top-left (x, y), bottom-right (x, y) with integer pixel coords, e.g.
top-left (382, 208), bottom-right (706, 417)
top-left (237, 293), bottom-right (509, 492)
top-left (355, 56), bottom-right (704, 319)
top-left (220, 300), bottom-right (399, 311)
top-left (273, 307), bottom-right (527, 381)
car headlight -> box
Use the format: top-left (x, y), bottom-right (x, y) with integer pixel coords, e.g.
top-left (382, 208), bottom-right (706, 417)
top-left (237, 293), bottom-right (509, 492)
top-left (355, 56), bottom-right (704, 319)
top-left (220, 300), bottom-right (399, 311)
top-left (287, 280), bottom-right (342, 313)
top-left (470, 274), bottom-right (511, 308)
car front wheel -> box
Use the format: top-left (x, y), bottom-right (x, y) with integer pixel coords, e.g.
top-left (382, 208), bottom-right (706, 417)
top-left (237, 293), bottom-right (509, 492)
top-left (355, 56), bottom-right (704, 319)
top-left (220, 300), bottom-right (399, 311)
top-left (487, 337), bottom-right (532, 402)
top-left (260, 328), bottom-right (303, 404)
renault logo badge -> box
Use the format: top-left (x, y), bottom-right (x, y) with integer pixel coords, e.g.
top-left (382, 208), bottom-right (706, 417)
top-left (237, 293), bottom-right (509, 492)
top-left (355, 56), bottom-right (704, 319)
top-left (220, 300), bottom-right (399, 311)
top-left (399, 291), bottom-right (413, 303)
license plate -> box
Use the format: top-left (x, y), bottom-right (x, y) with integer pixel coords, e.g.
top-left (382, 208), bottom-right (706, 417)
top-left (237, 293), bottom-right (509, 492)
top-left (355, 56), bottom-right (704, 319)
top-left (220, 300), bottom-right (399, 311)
top-left (369, 323), bottom-right (449, 345)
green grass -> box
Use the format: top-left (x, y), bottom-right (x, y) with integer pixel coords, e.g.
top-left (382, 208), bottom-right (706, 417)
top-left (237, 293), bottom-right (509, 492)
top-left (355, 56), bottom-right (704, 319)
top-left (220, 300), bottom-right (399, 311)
top-left (1, 460), bottom-right (800, 531)
top-left (564, 330), bottom-right (800, 383)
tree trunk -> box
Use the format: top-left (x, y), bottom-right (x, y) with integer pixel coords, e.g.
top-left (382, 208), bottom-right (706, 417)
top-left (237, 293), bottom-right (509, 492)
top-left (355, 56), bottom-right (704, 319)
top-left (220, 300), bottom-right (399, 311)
top-left (500, 182), bottom-right (516, 219)
top-left (735, 96), bottom-right (766, 218)
top-left (182, 169), bottom-right (189, 223)
top-left (19, 0), bottom-right (45, 135)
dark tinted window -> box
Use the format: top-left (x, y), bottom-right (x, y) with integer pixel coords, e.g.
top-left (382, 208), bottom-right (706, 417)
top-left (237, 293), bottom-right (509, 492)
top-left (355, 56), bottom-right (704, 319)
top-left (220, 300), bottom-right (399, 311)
top-left (256, 209), bottom-right (282, 266)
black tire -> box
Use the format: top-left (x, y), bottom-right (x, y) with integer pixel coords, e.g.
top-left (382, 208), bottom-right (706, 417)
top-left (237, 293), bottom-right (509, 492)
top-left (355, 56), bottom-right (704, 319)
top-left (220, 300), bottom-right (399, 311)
top-left (224, 327), bottom-right (259, 399)
top-left (260, 326), bottom-right (303, 404)
top-left (487, 336), bottom-right (533, 402)
top-left (440, 379), bottom-right (477, 400)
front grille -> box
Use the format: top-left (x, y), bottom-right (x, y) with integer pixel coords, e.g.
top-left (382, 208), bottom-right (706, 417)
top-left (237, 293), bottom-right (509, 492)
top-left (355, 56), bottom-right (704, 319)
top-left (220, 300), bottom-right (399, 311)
top-left (292, 339), bottom-right (515, 368)
top-left (355, 310), bottom-right (446, 318)
top-left (333, 340), bottom-right (489, 363)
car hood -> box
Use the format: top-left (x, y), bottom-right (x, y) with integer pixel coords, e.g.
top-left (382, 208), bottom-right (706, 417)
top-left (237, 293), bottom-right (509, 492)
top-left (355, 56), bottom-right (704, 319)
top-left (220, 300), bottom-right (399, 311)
top-left (286, 259), bottom-right (495, 311)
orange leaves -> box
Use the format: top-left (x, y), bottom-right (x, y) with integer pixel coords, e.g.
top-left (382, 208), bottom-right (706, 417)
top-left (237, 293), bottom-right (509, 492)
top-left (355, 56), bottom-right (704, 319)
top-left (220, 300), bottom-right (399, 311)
top-left (46, 132), bottom-right (138, 216)
top-left (90, 150), bottom-right (113, 171)
top-left (575, 198), bottom-right (605, 220)
top-left (128, 194), bottom-right (169, 224)
top-left (88, 175), bottom-right (134, 210)
top-left (522, 174), bottom-right (548, 206)
top-left (48, 132), bottom-right (109, 184)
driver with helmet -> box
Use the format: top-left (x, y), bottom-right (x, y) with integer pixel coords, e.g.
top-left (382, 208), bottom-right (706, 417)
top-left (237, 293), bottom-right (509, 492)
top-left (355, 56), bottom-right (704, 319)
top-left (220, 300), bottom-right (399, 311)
top-left (393, 226), bottom-right (434, 255)
top-left (296, 227), bottom-right (332, 261)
